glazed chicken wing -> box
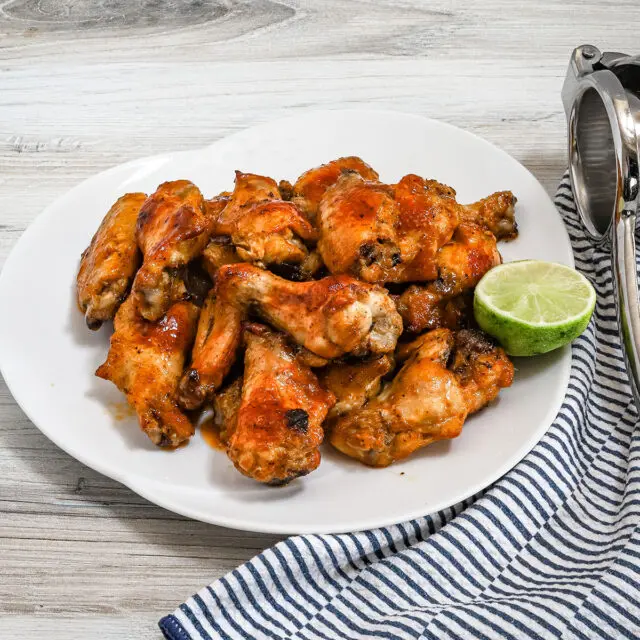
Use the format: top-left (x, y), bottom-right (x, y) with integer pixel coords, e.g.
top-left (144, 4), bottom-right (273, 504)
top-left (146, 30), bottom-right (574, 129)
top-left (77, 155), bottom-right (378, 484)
top-left (212, 172), bottom-right (317, 268)
top-left (329, 329), bottom-right (465, 466)
top-left (77, 192), bottom-right (146, 329)
top-left (317, 173), bottom-right (402, 283)
top-left (178, 288), bottom-right (244, 409)
top-left (461, 190), bottom-right (518, 240)
top-left (290, 156), bottom-right (379, 223)
top-left (227, 324), bottom-right (335, 485)
top-left (396, 223), bottom-right (501, 333)
top-left (329, 328), bottom-right (513, 467)
top-left (132, 180), bottom-right (211, 321)
top-left (177, 263), bottom-right (402, 408)
top-left (218, 264), bottom-right (403, 357)
top-left (96, 297), bottom-right (199, 447)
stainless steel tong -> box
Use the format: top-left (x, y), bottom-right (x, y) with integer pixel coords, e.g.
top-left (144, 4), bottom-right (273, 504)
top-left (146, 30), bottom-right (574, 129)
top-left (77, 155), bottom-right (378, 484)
top-left (562, 44), bottom-right (640, 411)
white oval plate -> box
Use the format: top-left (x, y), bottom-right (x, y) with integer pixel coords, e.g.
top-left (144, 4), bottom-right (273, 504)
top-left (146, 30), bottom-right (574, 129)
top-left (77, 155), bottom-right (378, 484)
top-left (0, 110), bottom-right (572, 534)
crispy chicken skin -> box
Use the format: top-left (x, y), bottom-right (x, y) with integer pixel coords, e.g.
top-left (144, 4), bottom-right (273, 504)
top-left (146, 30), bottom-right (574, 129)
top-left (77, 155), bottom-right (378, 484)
top-left (450, 329), bottom-right (514, 413)
top-left (77, 192), bottom-right (146, 329)
top-left (461, 191), bottom-right (518, 240)
top-left (227, 324), bottom-right (335, 485)
top-left (396, 223), bottom-right (501, 333)
top-left (329, 328), bottom-right (513, 467)
top-left (390, 175), bottom-right (461, 282)
top-left (132, 180), bottom-right (211, 321)
top-left (291, 156), bottom-right (379, 223)
top-left (178, 263), bottom-right (403, 409)
top-left (96, 297), bottom-right (199, 447)
top-left (212, 172), bottom-right (317, 267)
top-left (319, 355), bottom-right (394, 419)
top-left (318, 173), bottom-right (402, 283)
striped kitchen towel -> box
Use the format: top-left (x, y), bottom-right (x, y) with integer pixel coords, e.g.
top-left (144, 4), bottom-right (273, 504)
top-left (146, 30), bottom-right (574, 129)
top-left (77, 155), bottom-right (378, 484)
top-left (160, 175), bottom-right (640, 640)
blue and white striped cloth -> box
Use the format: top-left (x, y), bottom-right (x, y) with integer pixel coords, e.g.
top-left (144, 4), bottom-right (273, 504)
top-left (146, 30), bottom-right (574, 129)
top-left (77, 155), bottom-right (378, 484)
top-left (160, 176), bottom-right (640, 640)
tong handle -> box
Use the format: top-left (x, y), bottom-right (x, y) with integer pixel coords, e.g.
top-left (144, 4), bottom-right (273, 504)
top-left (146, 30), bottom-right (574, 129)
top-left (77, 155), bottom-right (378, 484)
top-left (613, 211), bottom-right (640, 408)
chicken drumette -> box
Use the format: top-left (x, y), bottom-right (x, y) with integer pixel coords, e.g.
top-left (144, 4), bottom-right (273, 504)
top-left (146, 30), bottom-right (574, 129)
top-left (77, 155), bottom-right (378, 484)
top-left (329, 328), bottom-right (513, 467)
top-left (178, 263), bottom-right (403, 409)
top-left (226, 324), bottom-right (335, 485)
top-left (131, 180), bottom-right (212, 321)
top-left (96, 297), bottom-right (199, 447)
top-left (77, 192), bottom-right (146, 329)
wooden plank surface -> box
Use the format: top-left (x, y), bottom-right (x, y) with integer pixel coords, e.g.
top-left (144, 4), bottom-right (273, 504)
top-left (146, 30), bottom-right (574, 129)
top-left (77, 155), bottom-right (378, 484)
top-left (0, 1), bottom-right (636, 638)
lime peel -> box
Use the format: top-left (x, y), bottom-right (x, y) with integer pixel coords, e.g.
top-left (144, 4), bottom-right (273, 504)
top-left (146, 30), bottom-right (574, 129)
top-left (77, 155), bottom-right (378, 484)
top-left (473, 260), bottom-right (596, 356)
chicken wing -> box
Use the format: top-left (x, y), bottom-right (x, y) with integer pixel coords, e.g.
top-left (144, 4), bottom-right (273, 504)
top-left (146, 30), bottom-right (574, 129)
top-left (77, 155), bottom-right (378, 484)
top-left (396, 223), bottom-right (501, 333)
top-left (177, 263), bottom-right (402, 409)
top-left (215, 263), bottom-right (402, 358)
top-left (461, 190), bottom-right (518, 240)
top-left (450, 329), bottom-right (514, 413)
top-left (319, 355), bottom-right (394, 419)
top-left (132, 180), bottom-right (211, 321)
top-left (317, 173), bottom-right (402, 283)
top-left (77, 192), bottom-right (146, 329)
top-left (178, 289), bottom-right (244, 409)
top-left (212, 172), bottom-right (317, 268)
top-left (96, 297), bottom-right (199, 447)
top-left (291, 156), bottom-right (379, 223)
top-left (227, 324), bottom-right (335, 485)
top-left (390, 175), bottom-right (461, 282)
top-left (329, 328), bottom-right (513, 467)
top-left (329, 329), bottom-right (464, 466)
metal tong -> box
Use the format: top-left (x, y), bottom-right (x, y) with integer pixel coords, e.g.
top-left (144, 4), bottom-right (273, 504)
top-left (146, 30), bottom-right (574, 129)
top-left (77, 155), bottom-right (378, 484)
top-left (562, 44), bottom-right (640, 411)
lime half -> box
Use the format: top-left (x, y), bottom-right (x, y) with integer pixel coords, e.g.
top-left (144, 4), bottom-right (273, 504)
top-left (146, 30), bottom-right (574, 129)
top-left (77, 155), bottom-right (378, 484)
top-left (474, 260), bottom-right (596, 356)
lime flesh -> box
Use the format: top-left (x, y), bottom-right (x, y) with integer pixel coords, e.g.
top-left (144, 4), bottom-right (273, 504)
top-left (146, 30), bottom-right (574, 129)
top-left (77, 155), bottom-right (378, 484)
top-left (474, 260), bottom-right (596, 356)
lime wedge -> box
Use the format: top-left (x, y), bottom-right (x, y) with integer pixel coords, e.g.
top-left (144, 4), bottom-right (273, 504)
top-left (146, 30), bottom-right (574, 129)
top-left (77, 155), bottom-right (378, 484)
top-left (474, 260), bottom-right (596, 356)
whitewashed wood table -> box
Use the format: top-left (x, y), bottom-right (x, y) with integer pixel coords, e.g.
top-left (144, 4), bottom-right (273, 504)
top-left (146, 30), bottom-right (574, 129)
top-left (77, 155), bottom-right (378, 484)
top-left (0, 2), bottom-right (635, 638)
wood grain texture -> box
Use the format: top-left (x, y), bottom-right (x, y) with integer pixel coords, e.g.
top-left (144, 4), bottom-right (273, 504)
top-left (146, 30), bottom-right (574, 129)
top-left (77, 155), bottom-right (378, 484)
top-left (0, 1), bottom-right (636, 638)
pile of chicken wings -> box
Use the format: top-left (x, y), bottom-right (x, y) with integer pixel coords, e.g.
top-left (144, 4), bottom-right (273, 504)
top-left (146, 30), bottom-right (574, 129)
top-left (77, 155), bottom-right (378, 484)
top-left (77, 157), bottom-right (516, 485)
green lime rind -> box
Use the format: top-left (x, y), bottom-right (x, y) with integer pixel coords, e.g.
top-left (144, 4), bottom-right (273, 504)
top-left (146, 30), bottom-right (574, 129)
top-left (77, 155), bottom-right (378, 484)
top-left (473, 260), bottom-right (596, 357)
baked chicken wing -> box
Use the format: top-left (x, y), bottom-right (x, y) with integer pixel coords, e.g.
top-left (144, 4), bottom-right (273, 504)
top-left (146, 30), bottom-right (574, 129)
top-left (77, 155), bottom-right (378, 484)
top-left (211, 172), bottom-right (317, 268)
top-left (461, 190), bottom-right (518, 240)
top-left (396, 223), bottom-right (501, 333)
top-left (329, 328), bottom-right (513, 467)
top-left (227, 324), bottom-right (335, 485)
top-left (132, 180), bottom-right (211, 321)
top-left (290, 156), bottom-right (379, 223)
top-left (177, 263), bottom-right (402, 408)
top-left (77, 192), bottom-right (146, 329)
top-left (96, 297), bottom-right (199, 447)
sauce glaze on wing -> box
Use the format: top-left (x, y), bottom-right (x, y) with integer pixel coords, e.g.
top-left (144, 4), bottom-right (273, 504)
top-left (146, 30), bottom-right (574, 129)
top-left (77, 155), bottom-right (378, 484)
top-left (77, 192), bottom-right (146, 329)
